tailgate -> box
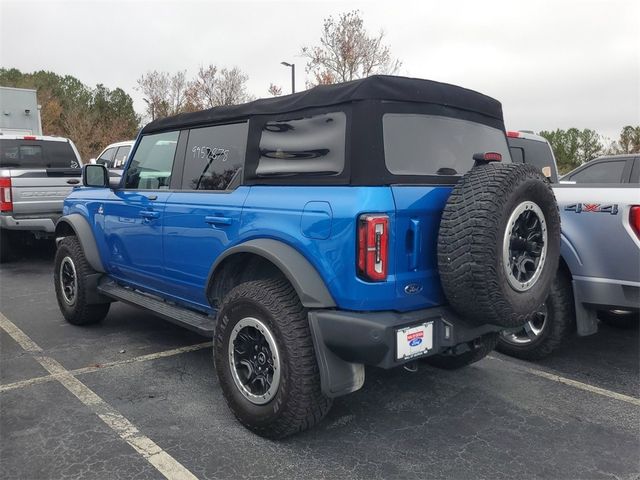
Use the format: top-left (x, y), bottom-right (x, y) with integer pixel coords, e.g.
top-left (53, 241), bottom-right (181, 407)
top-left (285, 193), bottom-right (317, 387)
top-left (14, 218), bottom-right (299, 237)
top-left (9, 169), bottom-right (81, 215)
top-left (391, 185), bottom-right (453, 308)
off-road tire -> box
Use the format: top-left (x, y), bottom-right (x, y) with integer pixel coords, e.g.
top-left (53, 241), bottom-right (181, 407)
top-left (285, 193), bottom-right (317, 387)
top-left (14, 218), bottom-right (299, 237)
top-left (54, 236), bottom-right (110, 325)
top-left (497, 267), bottom-right (575, 360)
top-left (438, 163), bottom-right (561, 328)
top-left (424, 333), bottom-right (498, 370)
top-left (598, 310), bottom-right (639, 330)
top-left (214, 278), bottom-right (332, 439)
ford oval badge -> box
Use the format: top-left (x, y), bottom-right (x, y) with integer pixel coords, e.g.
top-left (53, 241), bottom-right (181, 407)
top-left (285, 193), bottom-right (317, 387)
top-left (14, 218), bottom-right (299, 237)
top-left (409, 338), bottom-right (423, 347)
top-left (404, 283), bottom-right (423, 295)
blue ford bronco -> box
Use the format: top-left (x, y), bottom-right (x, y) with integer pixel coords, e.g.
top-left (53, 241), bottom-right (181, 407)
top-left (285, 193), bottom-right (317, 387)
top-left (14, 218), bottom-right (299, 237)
top-left (54, 76), bottom-right (560, 438)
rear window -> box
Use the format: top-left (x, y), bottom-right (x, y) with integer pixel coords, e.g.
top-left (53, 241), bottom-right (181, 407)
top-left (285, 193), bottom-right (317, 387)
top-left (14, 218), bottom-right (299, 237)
top-left (383, 114), bottom-right (510, 176)
top-left (0, 139), bottom-right (80, 168)
top-left (508, 137), bottom-right (558, 182)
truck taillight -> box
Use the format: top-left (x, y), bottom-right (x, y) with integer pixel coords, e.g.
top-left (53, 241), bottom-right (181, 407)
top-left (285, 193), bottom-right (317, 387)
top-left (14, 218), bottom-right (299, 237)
top-left (357, 214), bottom-right (389, 281)
top-left (630, 206), bottom-right (640, 239)
top-left (0, 177), bottom-right (12, 212)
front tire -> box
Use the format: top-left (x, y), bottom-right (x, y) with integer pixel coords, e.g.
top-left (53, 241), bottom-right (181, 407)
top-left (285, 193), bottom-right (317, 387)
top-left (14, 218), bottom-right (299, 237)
top-left (496, 267), bottom-right (575, 360)
top-left (54, 236), bottom-right (110, 325)
top-left (214, 278), bottom-right (332, 439)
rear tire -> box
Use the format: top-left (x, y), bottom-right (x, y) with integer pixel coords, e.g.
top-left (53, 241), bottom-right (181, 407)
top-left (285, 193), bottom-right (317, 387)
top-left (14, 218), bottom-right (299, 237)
top-left (54, 236), bottom-right (110, 325)
top-left (424, 333), bottom-right (498, 370)
top-left (214, 278), bottom-right (332, 439)
top-left (497, 267), bottom-right (575, 360)
top-left (438, 163), bottom-right (561, 328)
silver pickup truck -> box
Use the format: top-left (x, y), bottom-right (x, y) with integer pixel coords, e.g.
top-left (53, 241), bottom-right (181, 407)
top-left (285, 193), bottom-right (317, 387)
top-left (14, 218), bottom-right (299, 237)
top-left (498, 131), bottom-right (639, 359)
top-left (0, 134), bottom-right (83, 261)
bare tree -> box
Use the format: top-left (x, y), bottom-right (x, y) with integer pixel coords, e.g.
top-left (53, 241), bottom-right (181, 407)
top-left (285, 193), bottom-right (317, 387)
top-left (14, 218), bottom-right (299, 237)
top-left (268, 83), bottom-right (283, 96)
top-left (137, 70), bottom-right (190, 120)
top-left (302, 10), bottom-right (401, 86)
top-left (191, 65), bottom-right (218, 108)
top-left (137, 71), bottom-right (169, 121)
top-left (214, 67), bottom-right (252, 106)
top-left (189, 65), bottom-right (253, 108)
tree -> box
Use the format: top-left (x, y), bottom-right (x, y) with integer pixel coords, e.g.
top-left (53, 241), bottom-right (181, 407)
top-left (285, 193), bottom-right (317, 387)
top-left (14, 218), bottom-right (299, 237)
top-left (616, 125), bottom-right (640, 154)
top-left (268, 83), bottom-right (283, 97)
top-left (539, 128), bottom-right (603, 174)
top-left (188, 65), bottom-right (253, 108)
top-left (301, 10), bottom-right (401, 86)
top-left (136, 70), bottom-right (191, 121)
top-left (0, 68), bottom-right (139, 160)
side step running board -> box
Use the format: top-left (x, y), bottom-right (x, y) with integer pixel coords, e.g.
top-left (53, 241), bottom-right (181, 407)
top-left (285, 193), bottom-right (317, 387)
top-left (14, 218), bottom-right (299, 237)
top-left (98, 280), bottom-right (215, 336)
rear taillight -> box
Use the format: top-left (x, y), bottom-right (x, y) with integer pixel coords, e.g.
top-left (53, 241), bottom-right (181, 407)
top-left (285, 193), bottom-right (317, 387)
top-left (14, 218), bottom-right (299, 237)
top-left (630, 206), bottom-right (640, 239)
top-left (357, 214), bottom-right (389, 281)
top-left (0, 177), bottom-right (12, 212)
top-left (23, 136), bottom-right (36, 141)
top-left (506, 131), bottom-right (521, 138)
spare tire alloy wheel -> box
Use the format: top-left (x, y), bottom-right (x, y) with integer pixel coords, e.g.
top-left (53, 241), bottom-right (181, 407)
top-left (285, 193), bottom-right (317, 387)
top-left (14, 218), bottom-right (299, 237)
top-left (503, 201), bottom-right (547, 292)
top-left (228, 317), bottom-right (281, 405)
top-left (437, 163), bottom-right (561, 329)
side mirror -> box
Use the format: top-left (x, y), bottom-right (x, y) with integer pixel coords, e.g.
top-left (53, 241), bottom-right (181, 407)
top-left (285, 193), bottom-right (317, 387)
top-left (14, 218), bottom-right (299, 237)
top-left (83, 164), bottom-right (109, 188)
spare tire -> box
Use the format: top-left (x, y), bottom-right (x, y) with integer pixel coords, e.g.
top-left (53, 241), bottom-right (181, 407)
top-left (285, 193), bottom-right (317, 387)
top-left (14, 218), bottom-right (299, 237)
top-left (437, 163), bottom-right (560, 328)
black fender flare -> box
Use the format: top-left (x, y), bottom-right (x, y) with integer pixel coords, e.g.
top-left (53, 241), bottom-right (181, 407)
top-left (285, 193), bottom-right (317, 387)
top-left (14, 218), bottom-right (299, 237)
top-left (55, 214), bottom-right (105, 273)
top-left (208, 239), bottom-right (336, 309)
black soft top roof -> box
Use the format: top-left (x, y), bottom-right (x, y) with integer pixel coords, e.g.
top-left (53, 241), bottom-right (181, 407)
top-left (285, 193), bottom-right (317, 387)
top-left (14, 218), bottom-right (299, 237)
top-left (142, 75), bottom-right (503, 134)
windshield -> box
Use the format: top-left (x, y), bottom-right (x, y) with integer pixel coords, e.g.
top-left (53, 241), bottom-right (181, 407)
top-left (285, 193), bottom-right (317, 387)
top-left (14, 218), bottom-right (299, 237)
top-left (383, 114), bottom-right (511, 176)
top-left (0, 139), bottom-right (80, 168)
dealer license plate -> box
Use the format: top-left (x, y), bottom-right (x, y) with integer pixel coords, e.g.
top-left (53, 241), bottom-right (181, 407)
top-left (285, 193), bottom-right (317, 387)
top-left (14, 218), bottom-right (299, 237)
top-left (396, 322), bottom-right (433, 360)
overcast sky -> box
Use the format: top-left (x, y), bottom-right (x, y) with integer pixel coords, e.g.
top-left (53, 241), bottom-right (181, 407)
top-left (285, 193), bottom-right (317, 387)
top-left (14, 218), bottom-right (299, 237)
top-left (1, 0), bottom-right (638, 140)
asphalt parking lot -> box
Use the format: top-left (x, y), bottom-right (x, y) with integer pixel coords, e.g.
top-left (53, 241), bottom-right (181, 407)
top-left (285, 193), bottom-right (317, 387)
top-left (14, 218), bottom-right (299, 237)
top-left (1, 242), bottom-right (639, 480)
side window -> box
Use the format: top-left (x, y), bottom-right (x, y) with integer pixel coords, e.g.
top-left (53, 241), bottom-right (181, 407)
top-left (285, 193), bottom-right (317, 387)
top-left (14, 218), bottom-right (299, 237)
top-left (183, 122), bottom-right (248, 190)
top-left (256, 112), bottom-right (346, 176)
top-left (568, 160), bottom-right (626, 184)
top-left (124, 132), bottom-right (179, 190)
top-left (114, 145), bottom-right (131, 168)
top-left (96, 147), bottom-right (115, 167)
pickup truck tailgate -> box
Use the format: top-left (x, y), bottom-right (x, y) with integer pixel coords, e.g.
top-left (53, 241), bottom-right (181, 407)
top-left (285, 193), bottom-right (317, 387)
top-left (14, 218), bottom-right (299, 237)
top-left (9, 169), bottom-right (81, 215)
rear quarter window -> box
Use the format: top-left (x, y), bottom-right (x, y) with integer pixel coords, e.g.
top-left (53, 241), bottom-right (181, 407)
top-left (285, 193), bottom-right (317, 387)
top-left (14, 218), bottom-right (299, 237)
top-left (383, 114), bottom-right (510, 176)
top-left (256, 112), bottom-right (346, 177)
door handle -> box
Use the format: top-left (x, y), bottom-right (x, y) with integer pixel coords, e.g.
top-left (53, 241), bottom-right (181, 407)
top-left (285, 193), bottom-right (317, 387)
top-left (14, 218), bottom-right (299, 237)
top-left (139, 210), bottom-right (160, 220)
top-left (66, 179), bottom-right (80, 185)
top-left (205, 215), bottom-right (233, 226)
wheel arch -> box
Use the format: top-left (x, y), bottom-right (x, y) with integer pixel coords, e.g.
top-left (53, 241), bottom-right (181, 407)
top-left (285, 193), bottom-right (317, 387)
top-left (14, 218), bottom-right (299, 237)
top-left (207, 239), bottom-right (336, 309)
top-left (55, 214), bottom-right (105, 273)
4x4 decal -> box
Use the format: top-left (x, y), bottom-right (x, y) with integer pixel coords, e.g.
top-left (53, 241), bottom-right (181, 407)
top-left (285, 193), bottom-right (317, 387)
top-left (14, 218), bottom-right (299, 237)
top-left (565, 203), bottom-right (619, 215)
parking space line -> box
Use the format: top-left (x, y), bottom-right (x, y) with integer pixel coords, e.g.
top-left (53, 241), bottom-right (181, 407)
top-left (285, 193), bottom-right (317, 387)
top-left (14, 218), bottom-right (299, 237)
top-left (0, 312), bottom-right (199, 480)
top-left (488, 355), bottom-right (640, 406)
top-left (0, 342), bottom-right (212, 393)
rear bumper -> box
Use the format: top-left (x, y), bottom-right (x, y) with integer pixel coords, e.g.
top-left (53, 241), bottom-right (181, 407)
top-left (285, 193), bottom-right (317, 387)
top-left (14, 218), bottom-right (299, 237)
top-left (309, 306), bottom-right (501, 397)
top-left (0, 213), bottom-right (59, 233)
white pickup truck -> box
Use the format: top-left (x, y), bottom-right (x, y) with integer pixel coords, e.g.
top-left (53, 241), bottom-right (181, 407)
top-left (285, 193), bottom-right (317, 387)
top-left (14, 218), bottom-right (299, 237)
top-left (499, 131), bottom-right (639, 359)
top-left (0, 134), bottom-right (83, 261)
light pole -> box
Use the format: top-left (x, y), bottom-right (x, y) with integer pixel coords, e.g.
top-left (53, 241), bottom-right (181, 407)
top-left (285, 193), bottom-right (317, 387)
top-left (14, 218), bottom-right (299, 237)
top-left (281, 61), bottom-right (295, 94)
